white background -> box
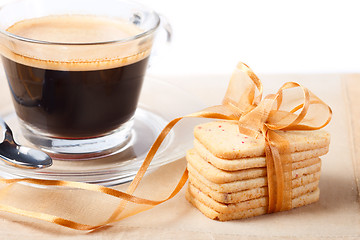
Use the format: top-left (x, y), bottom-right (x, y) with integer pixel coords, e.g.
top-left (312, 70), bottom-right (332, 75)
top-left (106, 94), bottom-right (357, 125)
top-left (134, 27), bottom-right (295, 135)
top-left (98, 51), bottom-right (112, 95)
top-left (140, 0), bottom-right (360, 75)
top-left (1, 0), bottom-right (359, 75)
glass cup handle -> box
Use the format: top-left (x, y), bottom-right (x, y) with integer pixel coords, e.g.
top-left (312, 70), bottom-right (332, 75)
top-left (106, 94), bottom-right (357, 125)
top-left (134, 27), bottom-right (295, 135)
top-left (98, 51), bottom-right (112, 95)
top-left (148, 14), bottom-right (172, 68)
top-left (159, 14), bottom-right (172, 44)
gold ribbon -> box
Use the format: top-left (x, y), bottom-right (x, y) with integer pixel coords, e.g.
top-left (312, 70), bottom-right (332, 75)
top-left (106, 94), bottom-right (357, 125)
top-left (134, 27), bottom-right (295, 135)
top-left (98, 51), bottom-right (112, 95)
top-left (0, 62), bottom-right (332, 230)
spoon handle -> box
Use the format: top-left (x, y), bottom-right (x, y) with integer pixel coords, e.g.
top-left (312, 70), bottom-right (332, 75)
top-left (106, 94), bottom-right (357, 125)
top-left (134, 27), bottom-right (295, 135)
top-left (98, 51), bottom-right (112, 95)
top-left (0, 117), bottom-right (15, 144)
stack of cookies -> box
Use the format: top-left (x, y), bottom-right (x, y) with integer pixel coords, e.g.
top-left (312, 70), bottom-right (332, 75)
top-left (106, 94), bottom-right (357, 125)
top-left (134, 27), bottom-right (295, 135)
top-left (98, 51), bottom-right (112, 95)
top-left (185, 121), bottom-right (330, 221)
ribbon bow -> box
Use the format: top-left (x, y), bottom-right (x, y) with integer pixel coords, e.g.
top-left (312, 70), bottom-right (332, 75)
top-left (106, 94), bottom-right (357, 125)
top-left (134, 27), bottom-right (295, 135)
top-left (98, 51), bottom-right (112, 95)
top-left (0, 62), bottom-right (332, 230)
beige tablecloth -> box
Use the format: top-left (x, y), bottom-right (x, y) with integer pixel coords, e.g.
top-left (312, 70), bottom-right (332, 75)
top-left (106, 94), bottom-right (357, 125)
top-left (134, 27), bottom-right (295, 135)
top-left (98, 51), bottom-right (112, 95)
top-left (0, 72), bottom-right (359, 239)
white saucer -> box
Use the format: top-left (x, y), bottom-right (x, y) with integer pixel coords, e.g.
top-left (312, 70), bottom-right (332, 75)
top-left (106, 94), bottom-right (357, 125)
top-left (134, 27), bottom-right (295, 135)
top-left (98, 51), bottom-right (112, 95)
top-left (0, 77), bottom-right (206, 186)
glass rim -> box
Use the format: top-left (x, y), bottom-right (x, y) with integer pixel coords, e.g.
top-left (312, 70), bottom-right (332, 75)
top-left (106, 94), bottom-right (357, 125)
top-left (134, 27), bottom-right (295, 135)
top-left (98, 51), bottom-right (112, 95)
top-left (0, 0), bottom-right (160, 46)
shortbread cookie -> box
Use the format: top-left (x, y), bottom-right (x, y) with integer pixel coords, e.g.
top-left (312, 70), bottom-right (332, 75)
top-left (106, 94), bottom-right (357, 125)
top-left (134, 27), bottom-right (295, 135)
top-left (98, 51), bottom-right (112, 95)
top-left (187, 149), bottom-right (266, 183)
top-left (188, 172), bottom-right (320, 204)
top-left (187, 161), bottom-right (321, 193)
top-left (194, 121), bottom-right (330, 159)
top-left (188, 181), bottom-right (319, 209)
top-left (186, 187), bottom-right (320, 221)
top-left (188, 183), bottom-right (268, 213)
top-left (194, 139), bottom-right (329, 171)
top-left (187, 182), bottom-right (318, 213)
top-left (187, 148), bottom-right (321, 184)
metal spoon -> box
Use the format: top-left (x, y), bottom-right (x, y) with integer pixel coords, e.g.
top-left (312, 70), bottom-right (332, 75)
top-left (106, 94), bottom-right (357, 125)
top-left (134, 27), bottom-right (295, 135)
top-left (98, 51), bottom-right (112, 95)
top-left (0, 117), bottom-right (52, 169)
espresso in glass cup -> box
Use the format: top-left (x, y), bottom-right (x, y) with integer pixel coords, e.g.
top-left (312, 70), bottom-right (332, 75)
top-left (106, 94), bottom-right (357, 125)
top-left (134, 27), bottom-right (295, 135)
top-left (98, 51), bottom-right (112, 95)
top-left (0, 0), bottom-right (163, 159)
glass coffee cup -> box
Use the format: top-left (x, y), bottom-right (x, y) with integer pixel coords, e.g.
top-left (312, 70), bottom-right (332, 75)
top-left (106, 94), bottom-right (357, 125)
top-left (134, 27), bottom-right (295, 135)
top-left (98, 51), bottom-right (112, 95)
top-left (0, 0), bottom-right (169, 159)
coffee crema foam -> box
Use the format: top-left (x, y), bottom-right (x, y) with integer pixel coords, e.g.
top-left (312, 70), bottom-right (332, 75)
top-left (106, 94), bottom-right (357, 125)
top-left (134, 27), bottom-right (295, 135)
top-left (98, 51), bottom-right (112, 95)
top-left (4, 15), bottom-right (153, 71)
